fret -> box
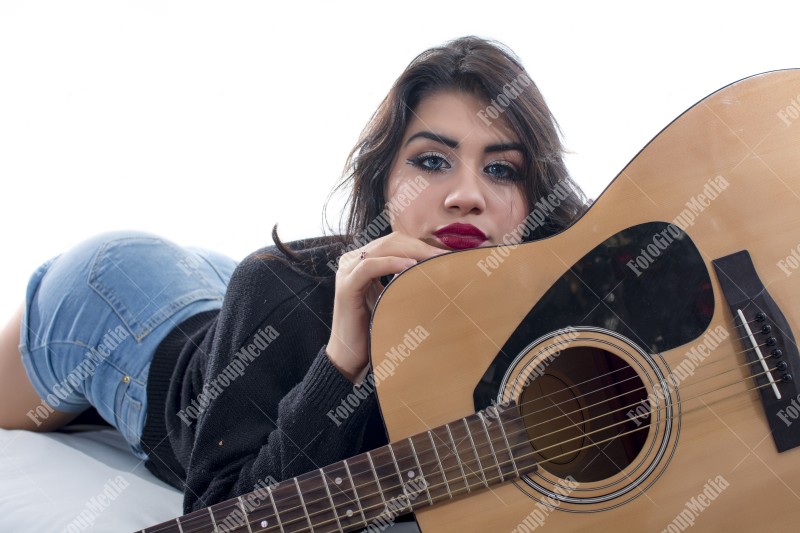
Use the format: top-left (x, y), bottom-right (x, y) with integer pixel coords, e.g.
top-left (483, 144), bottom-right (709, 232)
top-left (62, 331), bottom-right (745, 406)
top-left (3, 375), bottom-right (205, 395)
top-left (140, 403), bottom-right (538, 533)
top-left (293, 477), bottom-right (314, 531)
top-left (482, 411), bottom-right (521, 482)
top-left (170, 507), bottom-right (216, 533)
top-left (384, 440), bottom-right (421, 518)
top-left (348, 453), bottom-right (387, 525)
top-left (462, 418), bottom-right (490, 488)
top-left (343, 459), bottom-right (368, 527)
top-left (208, 500), bottom-right (257, 533)
top-left (496, 401), bottom-right (539, 476)
top-left (238, 489), bottom-right (278, 533)
top-left (366, 450), bottom-right (389, 508)
top-left (388, 438), bottom-right (430, 513)
top-left (292, 470), bottom-right (343, 532)
top-left (321, 459), bottom-right (369, 530)
top-left (266, 484), bottom-right (286, 533)
top-left (237, 497), bottom-right (254, 533)
top-left (320, 468), bottom-right (343, 531)
top-left (369, 445), bottom-right (421, 523)
top-left (272, 470), bottom-right (344, 532)
top-left (387, 442), bottom-right (406, 489)
top-left (477, 412), bottom-right (505, 482)
top-left (495, 412), bottom-right (520, 477)
top-left (407, 436), bottom-right (434, 506)
top-left (448, 419), bottom-right (485, 489)
top-left (427, 430), bottom-right (453, 500)
top-left (445, 423), bottom-right (471, 493)
top-left (437, 424), bottom-right (471, 496)
top-left (208, 507), bottom-right (218, 531)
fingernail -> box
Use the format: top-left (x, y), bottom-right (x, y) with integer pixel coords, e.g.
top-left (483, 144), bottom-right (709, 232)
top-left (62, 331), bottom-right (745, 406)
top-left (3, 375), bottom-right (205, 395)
top-left (403, 259), bottom-right (417, 268)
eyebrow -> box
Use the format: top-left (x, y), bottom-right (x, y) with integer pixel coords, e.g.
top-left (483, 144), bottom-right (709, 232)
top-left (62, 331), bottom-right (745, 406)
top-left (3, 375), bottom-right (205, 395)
top-left (406, 131), bottom-right (458, 148)
top-left (405, 131), bottom-right (524, 154)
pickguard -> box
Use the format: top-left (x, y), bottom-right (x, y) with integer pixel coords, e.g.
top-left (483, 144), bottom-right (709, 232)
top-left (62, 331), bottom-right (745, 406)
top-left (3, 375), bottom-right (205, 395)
top-left (474, 222), bottom-right (714, 411)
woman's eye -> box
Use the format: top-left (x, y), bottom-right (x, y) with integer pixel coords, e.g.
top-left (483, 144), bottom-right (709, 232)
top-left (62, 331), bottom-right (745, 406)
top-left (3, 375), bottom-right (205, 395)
top-left (486, 162), bottom-right (520, 181)
top-left (409, 154), bottom-right (450, 172)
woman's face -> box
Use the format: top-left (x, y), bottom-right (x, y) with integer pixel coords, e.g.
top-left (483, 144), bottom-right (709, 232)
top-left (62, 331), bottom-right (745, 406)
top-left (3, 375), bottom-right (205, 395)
top-left (386, 90), bottom-right (528, 251)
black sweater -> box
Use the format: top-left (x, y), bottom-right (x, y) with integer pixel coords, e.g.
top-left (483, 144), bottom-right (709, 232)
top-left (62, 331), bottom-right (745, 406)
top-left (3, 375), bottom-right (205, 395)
top-left (140, 238), bottom-right (388, 514)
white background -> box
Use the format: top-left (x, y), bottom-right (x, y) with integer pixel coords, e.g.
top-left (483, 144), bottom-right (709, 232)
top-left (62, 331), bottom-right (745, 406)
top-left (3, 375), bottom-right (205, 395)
top-left (1, 0), bottom-right (798, 322)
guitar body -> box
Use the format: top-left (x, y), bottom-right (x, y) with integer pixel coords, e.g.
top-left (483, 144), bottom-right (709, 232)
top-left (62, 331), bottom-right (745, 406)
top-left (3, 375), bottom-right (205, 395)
top-left (370, 70), bottom-right (800, 531)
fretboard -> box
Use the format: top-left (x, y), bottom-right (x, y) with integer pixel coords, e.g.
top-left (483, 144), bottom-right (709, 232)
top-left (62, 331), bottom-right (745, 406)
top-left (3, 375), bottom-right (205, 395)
top-left (140, 401), bottom-right (536, 533)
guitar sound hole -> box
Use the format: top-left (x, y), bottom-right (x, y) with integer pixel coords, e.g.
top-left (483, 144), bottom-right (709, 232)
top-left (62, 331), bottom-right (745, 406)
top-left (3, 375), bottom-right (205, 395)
top-left (519, 346), bottom-right (650, 483)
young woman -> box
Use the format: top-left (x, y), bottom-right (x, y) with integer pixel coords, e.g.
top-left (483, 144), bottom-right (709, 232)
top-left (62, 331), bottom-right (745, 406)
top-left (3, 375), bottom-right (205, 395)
top-left (0, 36), bottom-right (587, 517)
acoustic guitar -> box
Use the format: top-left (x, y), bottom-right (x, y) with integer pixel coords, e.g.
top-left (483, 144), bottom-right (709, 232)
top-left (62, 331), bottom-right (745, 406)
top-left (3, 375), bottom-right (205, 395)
top-left (142, 69), bottom-right (800, 532)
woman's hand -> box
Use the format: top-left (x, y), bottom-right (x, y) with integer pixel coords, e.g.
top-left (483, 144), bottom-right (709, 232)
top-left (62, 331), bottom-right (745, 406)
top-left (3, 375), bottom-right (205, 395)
top-left (326, 233), bottom-right (446, 383)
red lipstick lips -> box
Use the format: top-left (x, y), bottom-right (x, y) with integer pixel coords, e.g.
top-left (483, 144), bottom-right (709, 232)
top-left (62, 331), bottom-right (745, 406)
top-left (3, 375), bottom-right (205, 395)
top-left (433, 223), bottom-right (487, 250)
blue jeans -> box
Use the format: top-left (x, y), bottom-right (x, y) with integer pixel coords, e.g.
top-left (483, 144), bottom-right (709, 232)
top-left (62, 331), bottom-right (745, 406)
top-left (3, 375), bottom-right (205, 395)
top-left (18, 231), bottom-right (237, 459)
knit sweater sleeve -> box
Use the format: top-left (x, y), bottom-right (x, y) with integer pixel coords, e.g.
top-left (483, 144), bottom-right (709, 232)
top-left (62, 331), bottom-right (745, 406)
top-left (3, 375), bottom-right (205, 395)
top-left (181, 248), bottom-right (378, 514)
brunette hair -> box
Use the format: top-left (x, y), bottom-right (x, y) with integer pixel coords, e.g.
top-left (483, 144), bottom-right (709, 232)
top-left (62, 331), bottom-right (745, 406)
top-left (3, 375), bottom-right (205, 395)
top-left (269, 35), bottom-right (588, 276)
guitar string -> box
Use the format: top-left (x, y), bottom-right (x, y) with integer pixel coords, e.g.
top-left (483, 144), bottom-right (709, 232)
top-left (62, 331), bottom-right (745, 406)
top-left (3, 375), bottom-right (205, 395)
top-left (178, 379), bottom-right (774, 533)
top-left (164, 369), bottom-right (779, 533)
top-left (466, 329), bottom-right (777, 425)
top-left (721, 313), bottom-right (782, 357)
top-left (200, 318), bottom-right (780, 531)
top-left (515, 357), bottom-right (776, 426)
top-left (155, 317), bottom-right (780, 532)
top-left (469, 332), bottom-right (777, 422)
top-left (242, 374), bottom-right (773, 533)
top-left (515, 366), bottom-right (777, 442)
top-left (515, 315), bottom-right (781, 408)
top-left (733, 315), bottom-right (771, 343)
top-left (163, 324), bottom-right (782, 533)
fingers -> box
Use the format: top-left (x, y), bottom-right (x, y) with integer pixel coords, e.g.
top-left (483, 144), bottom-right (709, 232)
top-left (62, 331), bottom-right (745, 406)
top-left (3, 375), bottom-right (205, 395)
top-left (327, 234), bottom-right (449, 382)
top-left (361, 233), bottom-right (446, 262)
top-left (353, 255), bottom-right (417, 281)
top-left (338, 233), bottom-right (446, 275)
top-left (336, 235), bottom-right (446, 300)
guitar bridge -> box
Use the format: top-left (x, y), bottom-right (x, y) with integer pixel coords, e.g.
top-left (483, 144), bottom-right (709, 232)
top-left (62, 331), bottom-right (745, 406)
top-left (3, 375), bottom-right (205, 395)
top-left (713, 250), bottom-right (800, 452)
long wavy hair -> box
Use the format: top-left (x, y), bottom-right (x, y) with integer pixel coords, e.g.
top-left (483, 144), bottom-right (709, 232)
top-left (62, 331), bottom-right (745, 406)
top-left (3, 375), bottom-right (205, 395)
top-left (269, 35), bottom-right (588, 278)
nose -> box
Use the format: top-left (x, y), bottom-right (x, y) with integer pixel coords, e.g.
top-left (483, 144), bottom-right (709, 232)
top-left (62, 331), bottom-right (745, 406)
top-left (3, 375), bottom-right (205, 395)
top-left (443, 164), bottom-right (487, 215)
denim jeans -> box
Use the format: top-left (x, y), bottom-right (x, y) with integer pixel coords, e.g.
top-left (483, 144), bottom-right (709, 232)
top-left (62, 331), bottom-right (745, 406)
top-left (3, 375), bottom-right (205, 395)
top-left (19, 231), bottom-right (237, 459)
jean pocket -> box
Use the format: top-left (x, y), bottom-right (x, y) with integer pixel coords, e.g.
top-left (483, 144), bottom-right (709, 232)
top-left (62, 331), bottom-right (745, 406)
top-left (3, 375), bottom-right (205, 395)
top-left (115, 380), bottom-right (143, 446)
top-left (88, 236), bottom-right (224, 342)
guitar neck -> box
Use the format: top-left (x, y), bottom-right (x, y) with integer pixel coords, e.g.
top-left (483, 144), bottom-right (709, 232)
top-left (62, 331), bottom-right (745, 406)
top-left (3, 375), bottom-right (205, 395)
top-left (142, 402), bottom-right (537, 533)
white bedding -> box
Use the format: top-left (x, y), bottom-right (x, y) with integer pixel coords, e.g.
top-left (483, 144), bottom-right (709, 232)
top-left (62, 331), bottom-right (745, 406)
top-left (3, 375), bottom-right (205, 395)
top-left (0, 427), bottom-right (422, 532)
top-left (0, 427), bottom-right (182, 532)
